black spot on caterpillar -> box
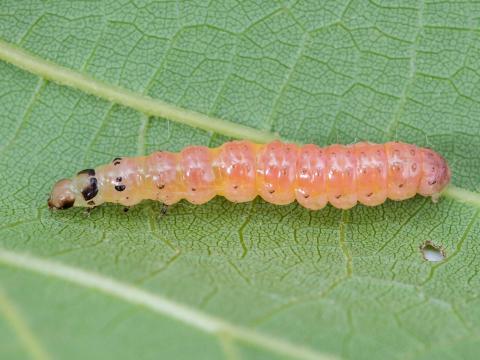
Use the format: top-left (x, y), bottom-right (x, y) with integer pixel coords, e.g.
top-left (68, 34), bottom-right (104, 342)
top-left (82, 177), bottom-right (98, 201)
top-left (115, 184), bottom-right (126, 192)
top-left (77, 168), bottom-right (95, 176)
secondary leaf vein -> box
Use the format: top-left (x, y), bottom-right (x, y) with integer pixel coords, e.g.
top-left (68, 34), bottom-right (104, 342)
top-left (0, 248), bottom-right (336, 360)
top-left (0, 287), bottom-right (50, 360)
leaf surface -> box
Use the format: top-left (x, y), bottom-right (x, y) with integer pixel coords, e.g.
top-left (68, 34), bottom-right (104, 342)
top-left (1, 1), bottom-right (480, 359)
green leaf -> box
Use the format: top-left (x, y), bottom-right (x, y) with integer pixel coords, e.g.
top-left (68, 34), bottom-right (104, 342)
top-left (0, 1), bottom-right (480, 359)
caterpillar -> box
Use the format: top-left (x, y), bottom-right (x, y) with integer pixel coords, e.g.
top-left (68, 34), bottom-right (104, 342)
top-left (48, 141), bottom-right (451, 211)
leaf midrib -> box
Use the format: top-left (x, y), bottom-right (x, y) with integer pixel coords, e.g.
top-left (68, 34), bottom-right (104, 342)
top-left (0, 39), bottom-right (279, 144)
top-left (0, 38), bottom-right (477, 209)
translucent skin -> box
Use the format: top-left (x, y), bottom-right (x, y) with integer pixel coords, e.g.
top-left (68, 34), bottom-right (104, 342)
top-left (48, 141), bottom-right (451, 210)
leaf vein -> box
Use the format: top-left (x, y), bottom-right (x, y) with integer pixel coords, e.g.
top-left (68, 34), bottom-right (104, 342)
top-left (0, 287), bottom-right (51, 360)
top-left (0, 39), bottom-right (278, 143)
top-left (0, 248), bottom-right (336, 360)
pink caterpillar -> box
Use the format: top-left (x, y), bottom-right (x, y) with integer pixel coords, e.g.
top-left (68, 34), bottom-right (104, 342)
top-left (48, 141), bottom-right (451, 211)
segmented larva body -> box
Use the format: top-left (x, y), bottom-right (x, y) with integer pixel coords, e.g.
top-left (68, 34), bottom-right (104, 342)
top-left (48, 141), bottom-right (451, 211)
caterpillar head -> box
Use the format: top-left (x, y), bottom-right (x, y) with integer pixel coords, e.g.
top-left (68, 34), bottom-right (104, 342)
top-left (48, 179), bottom-right (76, 210)
top-left (48, 169), bottom-right (100, 210)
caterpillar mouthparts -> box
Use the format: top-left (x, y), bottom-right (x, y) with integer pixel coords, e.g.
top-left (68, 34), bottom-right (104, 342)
top-left (48, 140), bottom-right (451, 211)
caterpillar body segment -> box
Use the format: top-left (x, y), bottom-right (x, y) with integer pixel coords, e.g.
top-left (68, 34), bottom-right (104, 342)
top-left (48, 141), bottom-right (451, 211)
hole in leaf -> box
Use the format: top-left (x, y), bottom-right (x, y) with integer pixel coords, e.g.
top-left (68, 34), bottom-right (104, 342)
top-left (420, 241), bottom-right (445, 262)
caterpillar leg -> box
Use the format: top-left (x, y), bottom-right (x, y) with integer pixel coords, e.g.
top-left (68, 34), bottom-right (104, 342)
top-left (161, 204), bottom-right (169, 216)
top-left (84, 207), bottom-right (95, 216)
top-left (123, 207), bottom-right (130, 213)
top-left (431, 193), bottom-right (441, 203)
